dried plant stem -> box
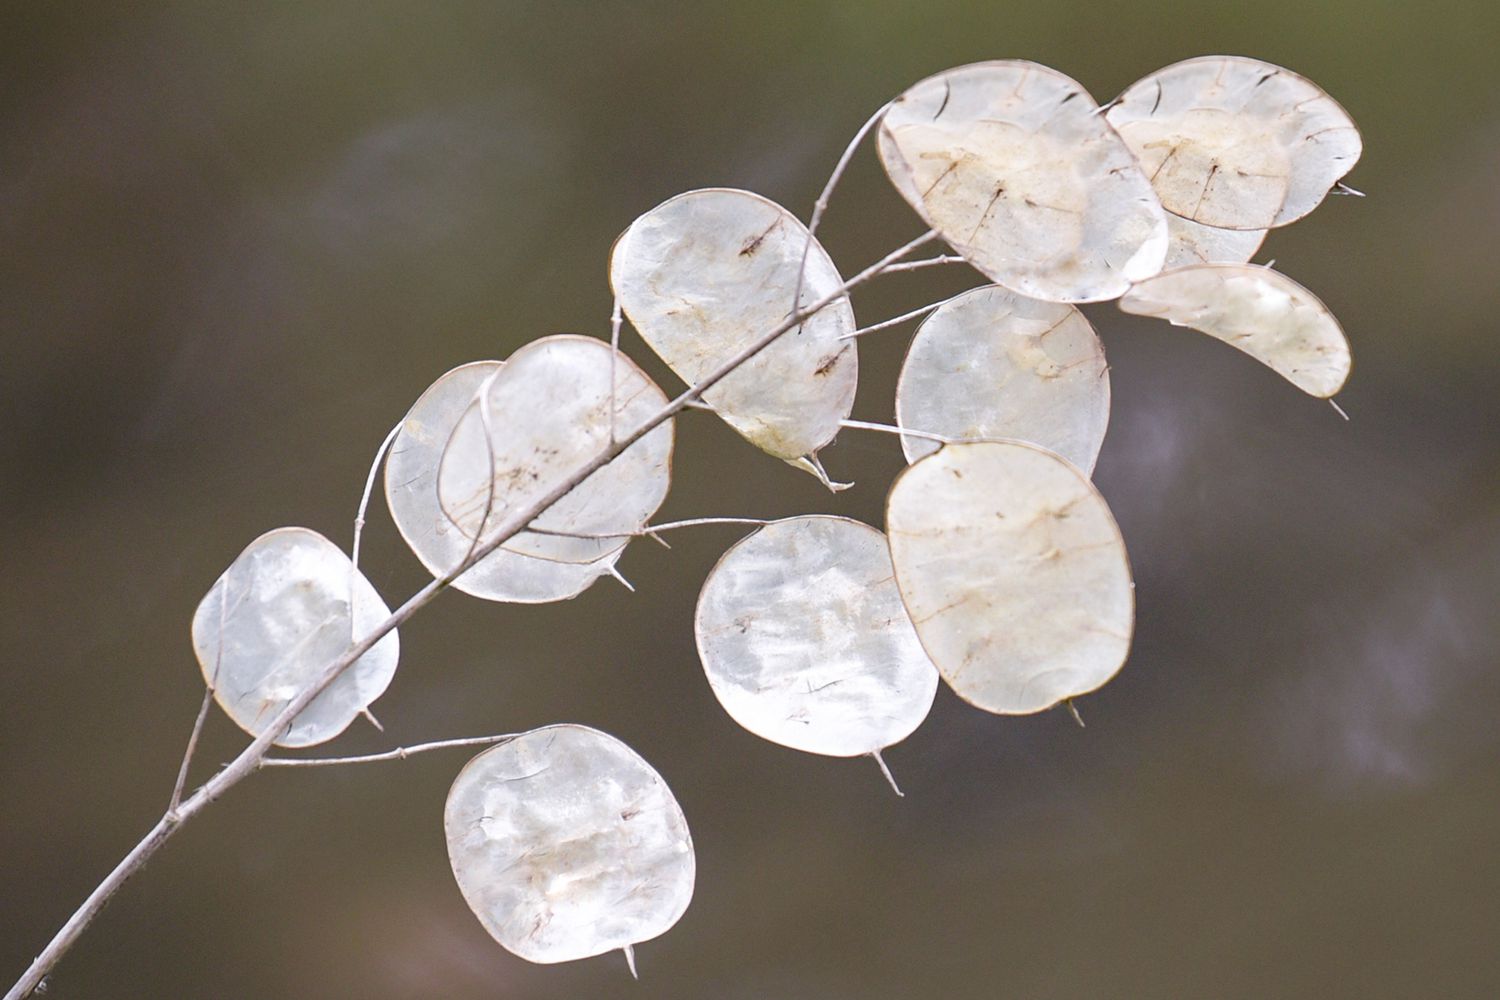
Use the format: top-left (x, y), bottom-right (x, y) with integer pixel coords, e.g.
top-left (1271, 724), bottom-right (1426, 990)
top-left (167, 686), bottom-right (215, 813)
top-left (352, 422), bottom-right (403, 573)
top-left (877, 254), bottom-right (967, 274)
top-left (4, 227), bottom-right (937, 1000)
top-left (528, 516), bottom-right (777, 542)
top-left (838, 418), bottom-right (960, 446)
top-left (259, 733), bottom-right (522, 768)
top-left (841, 299), bottom-right (952, 341)
top-left (791, 101), bottom-right (893, 313)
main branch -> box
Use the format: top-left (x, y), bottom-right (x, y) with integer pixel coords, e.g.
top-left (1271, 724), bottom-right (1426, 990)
top-left (4, 228), bottom-right (936, 1000)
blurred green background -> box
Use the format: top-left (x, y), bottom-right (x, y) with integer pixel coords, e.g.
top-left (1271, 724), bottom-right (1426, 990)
top-left (3, 2), bottom-right (1498, 998)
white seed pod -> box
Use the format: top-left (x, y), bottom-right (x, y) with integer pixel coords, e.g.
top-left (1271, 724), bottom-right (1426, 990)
top-left (444, 725), bottom-right (695, 966)
top-left (609, 188), bottom-right (857, 462)
top-left (190, 527), bottom-right (399, 747)
top-left (385, 361), bottom-right (619, 603)
top-left (895, 286), bottom-right (1110, 474)
top-left (436, 335), bottom-right (673, 568)
top-left (877, 61), bottom-right (1168, 303)
top-left (1162, 214), bottom-right (1266, 270)
top-left (1106, 56), bottom-right (1362, 230)
top-left (886, 442), bottom-right (1133, 715)
top-left (694, 516), bottom-right (939, 758)
top-left (1118, 263), bottom-right (1351, 397)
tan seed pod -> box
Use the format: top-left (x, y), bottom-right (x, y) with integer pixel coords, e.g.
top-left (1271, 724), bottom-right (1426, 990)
top-left (878, 61), bottom-right (1169, 303)
top-left (1106, 56), bottom-right (1362, 230)
top-left (886, 442), bottom-right (1134, 715)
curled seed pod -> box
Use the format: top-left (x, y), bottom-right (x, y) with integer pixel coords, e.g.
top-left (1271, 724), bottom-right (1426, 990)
top-left (878, 61), bottom-right (1168, 303)
top-left (444, 725), bottom-right (695, 966)
top-left (385, 361), bottom-right (619, 603)
top-left (191, 527), bottom-right (399, 747)
top-left (436, 335), bottom-right (673, 566)
top-left (1118, 263), bottom-right (1351, 397)
top-left (886, 442), bottom-right (1134, 715)
top-left (610, 188), bottom-right (858, 463)
top-left (1106, 56), bottom-right (1362, 230)
top-left (895, 286), bottom-right (1110, 474)
top-left (695, 515), bottom-right (938, 758)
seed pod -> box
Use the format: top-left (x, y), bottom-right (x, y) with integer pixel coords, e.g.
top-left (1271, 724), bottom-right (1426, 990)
top-left (444, 725), bottom-right (695, 966)
top-left (886, 442), bottom-right (1134, 715)
top-left (879, 61), bottom-right (1168, 303)
top-left (191, 527), bottom-right (399, 747)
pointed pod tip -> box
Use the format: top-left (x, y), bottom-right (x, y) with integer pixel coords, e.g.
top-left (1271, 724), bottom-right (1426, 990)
top-left (1065, 699), bottom-right (1086, 728)
top-left (870, 750), bottom-right (905, 797)
top-left (623, 944), bottom-right (639, 980)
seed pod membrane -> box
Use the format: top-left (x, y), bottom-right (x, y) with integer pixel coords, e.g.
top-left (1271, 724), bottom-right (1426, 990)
top-left (895, 286), bottom-right (1110, 474)
top-left (386, 361), bottom-right (620, 603)
top-left (444, 725), bottom-right (695, 965)
top-left (886, 442), bottom-right (1134, 715)
top-left (1118, 263), bottom-right (1351, 397)
top-left (610, 188), bottom-right (857, 462)
top-left (191, 527), bottom-right (399, 747)
top-left (695, 516), bottom-right (938, 757)
top-left (1106, 56), bottom-right (1362, 229)
top-left (878, 61), bottom-right (1169, 303)
top-left (436, 336), bottom-right (673, 570)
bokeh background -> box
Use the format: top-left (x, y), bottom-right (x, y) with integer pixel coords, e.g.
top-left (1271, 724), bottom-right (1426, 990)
top-left (3, 3), bottom-right (1498, 998)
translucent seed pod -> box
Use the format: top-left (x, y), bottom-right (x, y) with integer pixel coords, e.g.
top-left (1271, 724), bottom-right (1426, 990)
top-left (190, 527), bottom-right (400, 747)
top-left (886, 442), bottom-right (1134, 715)
top-left (385, 361), bottom-right (620, 603)
top-left (878, 61), bottom-right (1168, 303)
top-left (609, 188), bottom-right (858, 463)
top-left (695, 516), bottom-right (939, 759)
top-left (1118, 263), bottom-right (1351, 397)
top-left (1162, 214), bottom-right (1267, 270)
top-left (444, 725), bottom-right (695, 967)
top-left (1106, 56), bottom-right (1362, 230)
top-left (895, 286), bottom-right (1110, 474)
top-left (436, 335), bottom-right (673, 567)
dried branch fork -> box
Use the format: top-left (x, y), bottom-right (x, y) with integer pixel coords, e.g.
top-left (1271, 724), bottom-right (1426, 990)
top-left (3, 228), bottom-right (936, 1000)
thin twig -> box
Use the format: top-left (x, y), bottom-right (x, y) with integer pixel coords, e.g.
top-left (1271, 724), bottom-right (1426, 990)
top-left (877, 254), bottom-right (967, 274)
top-left (460, 369), bottom-right (502, 570)
top-left (527, 516), bottom-right (777, 542)
top-left (352, 422), bottom-right (403, 573)
top-left (839, 417), bottom-right (957, 446)
top-left (171, 580), bottom-right (228, 815)
top-left (168, 687), bottom-right (215, 815)
top-left (791, 100), bottom-right (894, 319)
top-left (609, 294), bottom-right (623, 444)
top-left (840, 298), bottom-right (954, 341)
top-left (350, 421), bottom-right (404, 679)
top-left (260, 733), bottom-right (521, 769)
top-left (3, 228), bottom-right (937, 1000)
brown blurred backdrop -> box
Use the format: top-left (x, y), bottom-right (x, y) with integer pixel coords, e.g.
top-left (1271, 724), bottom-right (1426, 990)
top-left (3, 2), bottom-right (1498, 998)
